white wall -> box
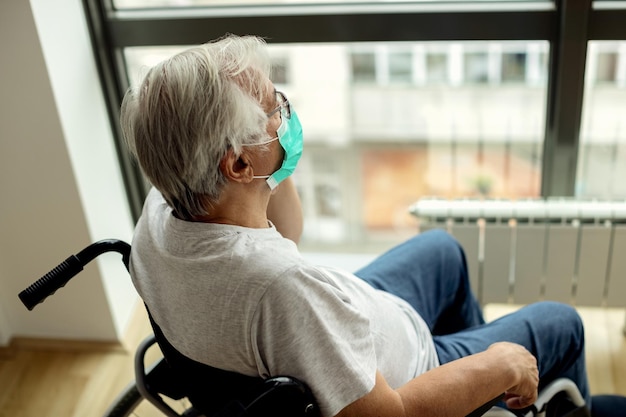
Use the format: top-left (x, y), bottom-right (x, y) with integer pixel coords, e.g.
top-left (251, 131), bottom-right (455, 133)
top-left (0, 0), bottom-right (137, 345)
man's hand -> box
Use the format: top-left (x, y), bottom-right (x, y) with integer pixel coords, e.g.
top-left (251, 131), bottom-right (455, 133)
top-left (488, 342), bottom-right (539, 409)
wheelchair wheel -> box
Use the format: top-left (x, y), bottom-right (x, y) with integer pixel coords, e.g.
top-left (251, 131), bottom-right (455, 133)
top-left (103, 382), bottom-right (143, 417)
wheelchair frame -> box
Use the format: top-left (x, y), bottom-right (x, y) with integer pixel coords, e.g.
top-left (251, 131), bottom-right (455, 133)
top-left (18, 239), bottom-right (589, 417)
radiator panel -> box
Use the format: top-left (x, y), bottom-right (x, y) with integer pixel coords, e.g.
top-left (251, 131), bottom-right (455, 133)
top-left (513, 225), bottom-right (546, 305)
top-left (576, 225), bottom-right (612, 307)
top-left (482, 224), bottom-right (512, 304)
top-left (540, 225), bottom-right (578, 303)
top-left (607, 225), bottom-right (626, 308)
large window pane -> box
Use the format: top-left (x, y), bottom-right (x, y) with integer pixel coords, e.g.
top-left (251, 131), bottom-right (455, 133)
top-left (125, 46), bottom-right (190, 86)
top-left (124, 40), bottom-right (548, 251)
top-left (577, 41), bottom-right (626, 199)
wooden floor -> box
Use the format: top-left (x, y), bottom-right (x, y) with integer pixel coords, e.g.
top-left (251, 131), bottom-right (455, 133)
top-left (0, 304), bottom-right (624, 417)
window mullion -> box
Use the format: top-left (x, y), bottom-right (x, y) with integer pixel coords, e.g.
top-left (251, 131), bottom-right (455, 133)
top-left (541, 0), bottom-right (591, 197)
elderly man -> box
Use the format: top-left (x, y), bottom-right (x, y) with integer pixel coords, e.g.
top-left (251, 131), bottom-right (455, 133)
top-left (120, 34), bottom-right (622, 417)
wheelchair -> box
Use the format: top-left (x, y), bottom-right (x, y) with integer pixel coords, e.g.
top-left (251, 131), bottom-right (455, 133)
top-left (18, 239), bottom-right (590, 417)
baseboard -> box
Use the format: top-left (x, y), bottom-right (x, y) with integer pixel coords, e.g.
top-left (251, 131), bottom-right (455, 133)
top-left (0, 303), bottom-right (156, 359)
top-left (0, 336), bottom-right (125, 358)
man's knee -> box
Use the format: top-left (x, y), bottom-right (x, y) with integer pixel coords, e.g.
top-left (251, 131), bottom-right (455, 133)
top-left (535, 301), bottom-right (582, 326)
top-left (415, 229), bottom-right (466, 264)
top-left (527, 301), bottom-right (585, 350)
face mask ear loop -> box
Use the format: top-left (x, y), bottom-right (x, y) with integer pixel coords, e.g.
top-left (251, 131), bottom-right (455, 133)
top-left (246, 136), bottom-right (279, 147)
top-left (249, 136), bottom-right (278, 181)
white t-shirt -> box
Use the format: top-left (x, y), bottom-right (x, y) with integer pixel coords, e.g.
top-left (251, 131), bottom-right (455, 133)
top-left (130, 188), bottom-right (439, 417)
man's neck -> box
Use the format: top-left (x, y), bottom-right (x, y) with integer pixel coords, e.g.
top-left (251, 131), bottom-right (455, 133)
top-left (193, 184), bottom-right (270, 229)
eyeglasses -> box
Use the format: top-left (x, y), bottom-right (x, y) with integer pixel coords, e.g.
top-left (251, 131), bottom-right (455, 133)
top-left (266, 90), bottom-right (291, 120)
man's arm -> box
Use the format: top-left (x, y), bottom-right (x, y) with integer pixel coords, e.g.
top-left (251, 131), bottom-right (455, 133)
top-left (267, 177), bottom-right (303, 244)
top-left (336, 342), bottom-right (539, 417)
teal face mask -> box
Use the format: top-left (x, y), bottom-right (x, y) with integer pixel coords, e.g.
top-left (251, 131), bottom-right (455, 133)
top-left (265, 109), bottom-right (303, 190)
top-left (253, 92), bottom-right (303, 190)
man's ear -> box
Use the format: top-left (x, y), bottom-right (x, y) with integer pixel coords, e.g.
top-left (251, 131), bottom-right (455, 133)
top-left (220, 148), bottom-right (254, 183)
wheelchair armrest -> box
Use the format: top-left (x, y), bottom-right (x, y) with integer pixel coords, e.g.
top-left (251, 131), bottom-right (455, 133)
top-left (135, 335), bottom-right (186, 417)
top-left (466, 394), bottom-right (505, 417)
top-left (245, 376), bottom-right (319, 417)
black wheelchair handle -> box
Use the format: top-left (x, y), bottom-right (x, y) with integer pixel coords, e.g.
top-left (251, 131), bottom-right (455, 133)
top-left (18, 239), bottom-right (131, 311)
top-left (19, 255), bottom-right (84, 311)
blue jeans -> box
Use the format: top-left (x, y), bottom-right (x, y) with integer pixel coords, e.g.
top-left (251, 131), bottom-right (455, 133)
top-left (354, 229), bottom-right (591, 406)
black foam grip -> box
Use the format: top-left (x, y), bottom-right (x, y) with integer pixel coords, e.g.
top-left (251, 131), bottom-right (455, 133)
top-left (18, 255), bottom-right (83, 310)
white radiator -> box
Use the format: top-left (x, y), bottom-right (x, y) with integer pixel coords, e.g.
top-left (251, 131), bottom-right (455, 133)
top-left (410, 199), bottom-right (626, 308)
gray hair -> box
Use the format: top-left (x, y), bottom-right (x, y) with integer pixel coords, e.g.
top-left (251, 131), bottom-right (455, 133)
top-left (120, 34), bottom-right (272, 219)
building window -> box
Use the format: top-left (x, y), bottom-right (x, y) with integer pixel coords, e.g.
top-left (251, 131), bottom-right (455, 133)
top-left (351, 52), bottom-right (377, 83)
top-left (388, 51), bottom-right (413, 84)
top-left (464, 52), bottom-right (489, 84)
top-left (271, 56), bottom-right (290, 85)
top-left (501, 52), bottom-right (527, 83)
top-left (596, 52), bottom-right (618, 83)
top-left (426, 52), bottom-right (449, 84)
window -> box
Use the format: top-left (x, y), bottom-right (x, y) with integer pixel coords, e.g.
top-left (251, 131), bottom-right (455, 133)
top-left (271, 56), bottom-right (290, 85)
top-left (596, 52), bottom-right (618, 83)
top-left (425, 52), bottom-right (449, 84)
top-left (124, 46), bottom-right (189, 86)
top-left (122, 40), bottom-right (547, 248)
top-left (501, 52), bottom-right (527, 83)
top-left (351, 52), bottom-right (376, 84)
top-left (464, 52), bottom-right (489, 84)
top-left (388, 51), bottom-right (412, 84)
top-left (87, 1), bottom-right (626, 252)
